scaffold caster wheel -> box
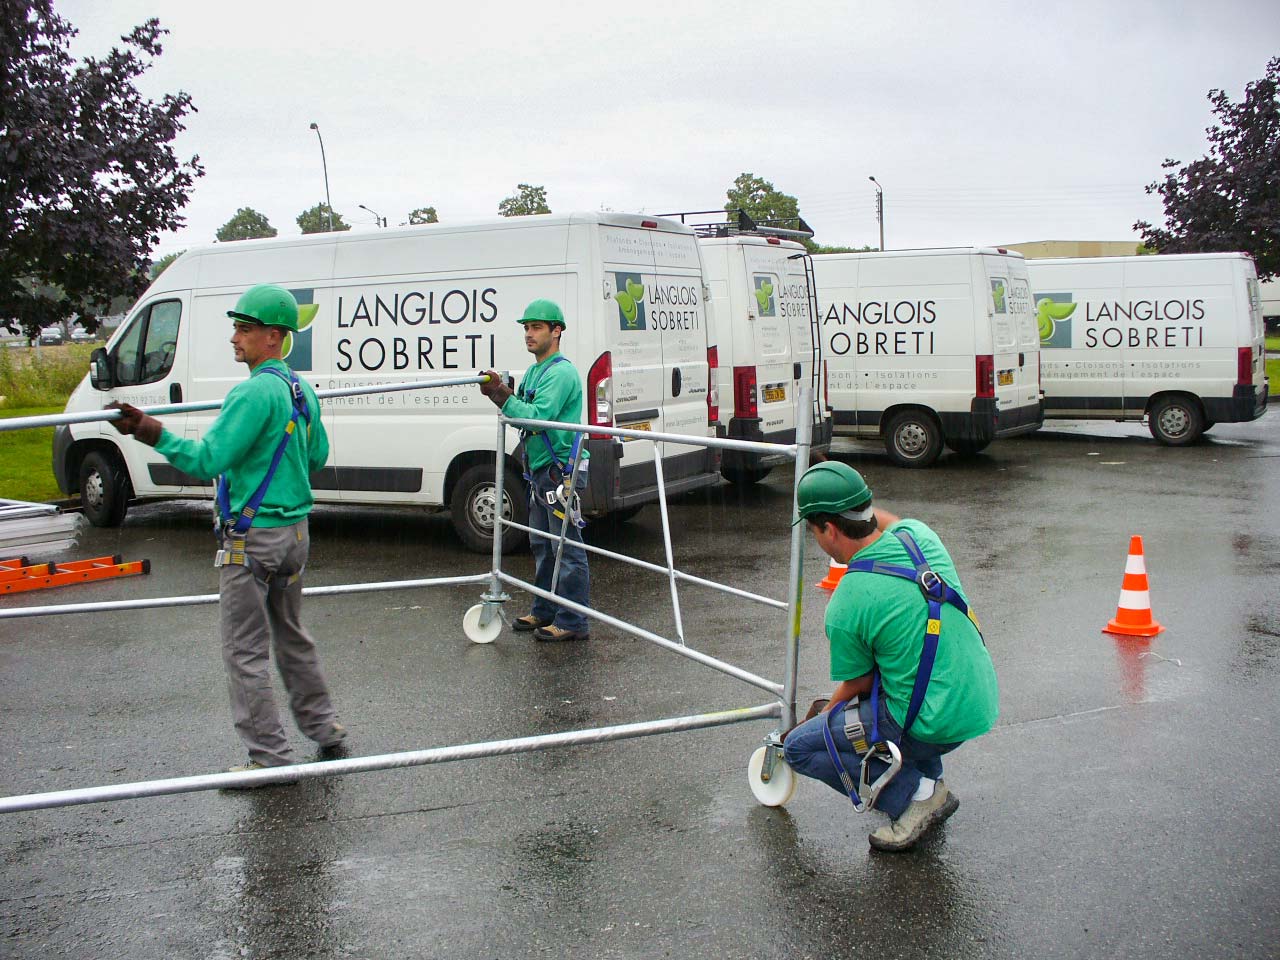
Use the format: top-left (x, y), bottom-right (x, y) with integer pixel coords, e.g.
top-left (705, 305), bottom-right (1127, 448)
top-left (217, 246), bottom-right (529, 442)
top-left (748, 745), bottom-right (798, 807)
top-left (463, 604), bottom-right (501, 644)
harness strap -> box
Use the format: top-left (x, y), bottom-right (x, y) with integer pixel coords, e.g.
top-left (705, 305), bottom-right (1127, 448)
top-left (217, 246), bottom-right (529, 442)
top-left (216, 367), bottom-right (311, 538)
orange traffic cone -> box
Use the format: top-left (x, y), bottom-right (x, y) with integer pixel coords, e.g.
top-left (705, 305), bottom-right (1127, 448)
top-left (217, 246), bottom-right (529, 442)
top-left (816, 559), bottom-right (848, 590)
top-left (1103, 536), bottom-right (1165, 637)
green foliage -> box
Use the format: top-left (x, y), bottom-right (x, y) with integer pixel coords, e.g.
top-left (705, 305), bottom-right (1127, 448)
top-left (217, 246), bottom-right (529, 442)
top-left (498, 184), bottom-right (551, 217)
top-left (297, 203), bottom-right (351, 234)
top-left (1136, 56), bottom-right (1280, 279)
top-left (149, 250), bottom-right (185, 279)
top-left (812, 244), bottom-right (875, 254)
top-left (0, 3), bottom-right (203, 340)
top-left (408, 206), bottom-right (439, 225)
top-left (0, 344), bottom-right (95, 407)
top-left (216, 207), bottom-right (277, 242)
top-left (725, 173), bottom-right (800, 223)
top-left (0, 405), bottom-right (64, 503)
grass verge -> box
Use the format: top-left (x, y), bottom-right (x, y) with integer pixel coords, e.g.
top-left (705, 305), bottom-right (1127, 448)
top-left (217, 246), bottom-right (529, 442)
top-left (0, 406), bottom-right (64, 504)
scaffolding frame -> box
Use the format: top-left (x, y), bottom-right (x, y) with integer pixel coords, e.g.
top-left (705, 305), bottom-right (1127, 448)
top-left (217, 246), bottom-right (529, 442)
top-left (0, 382), bottom-right (812, 813)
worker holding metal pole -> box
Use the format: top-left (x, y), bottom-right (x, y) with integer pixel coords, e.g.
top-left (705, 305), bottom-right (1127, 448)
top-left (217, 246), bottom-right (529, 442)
top-left (782, 462), bottom-right (998, 851)
top-left (107, 284), bottom-right (347, 781)
top-left (477, 299), bottom-right (591, 642)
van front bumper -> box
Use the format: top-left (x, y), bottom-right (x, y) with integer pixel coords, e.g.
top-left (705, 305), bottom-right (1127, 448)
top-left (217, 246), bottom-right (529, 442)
top-left (720, 417), bottom-right (833, 472)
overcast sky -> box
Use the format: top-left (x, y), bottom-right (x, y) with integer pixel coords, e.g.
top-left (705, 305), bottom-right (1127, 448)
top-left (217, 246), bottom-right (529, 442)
top-left (57, 0), bottom-right (1280, 258)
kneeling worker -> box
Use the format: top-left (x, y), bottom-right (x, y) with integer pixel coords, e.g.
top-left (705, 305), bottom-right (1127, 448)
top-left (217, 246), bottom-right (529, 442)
top-left (109, 284), bottom-right (346, 777)
top-left (783, 462), bottom-right (998, 851)
top-left (478, 298), bottom-right (591, 641)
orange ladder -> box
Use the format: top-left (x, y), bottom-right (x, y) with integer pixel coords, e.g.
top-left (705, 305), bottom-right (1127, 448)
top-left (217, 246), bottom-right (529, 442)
top-left (0, 555), bottom-right (150, 595)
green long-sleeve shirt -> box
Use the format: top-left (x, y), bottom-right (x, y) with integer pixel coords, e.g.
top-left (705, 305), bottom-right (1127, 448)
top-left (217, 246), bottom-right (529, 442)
top-left (501, 353), bottom-right (587, 472)
top-left (155, 359), bottom-right (329, 527)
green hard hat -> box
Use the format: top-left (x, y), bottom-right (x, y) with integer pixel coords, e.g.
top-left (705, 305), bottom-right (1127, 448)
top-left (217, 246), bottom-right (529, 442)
top-left (794, 462), bottom-right (873, 525)
top-left (518, 298), bottom-right (565, 327)
top-left (227, 284), bottom-right (299, 332)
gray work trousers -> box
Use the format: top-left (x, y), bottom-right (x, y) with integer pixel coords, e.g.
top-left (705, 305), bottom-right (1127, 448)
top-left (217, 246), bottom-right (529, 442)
top-left (219, 519), bottom-right (340, 766)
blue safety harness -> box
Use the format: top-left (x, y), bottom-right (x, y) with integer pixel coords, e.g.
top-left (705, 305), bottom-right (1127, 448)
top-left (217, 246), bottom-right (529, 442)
top-left (820, 527), bottom-right (984, 810)
top-left (517, 354), bottom-right (584, 482)
top-left (215, 365), bottom-right (312, 540)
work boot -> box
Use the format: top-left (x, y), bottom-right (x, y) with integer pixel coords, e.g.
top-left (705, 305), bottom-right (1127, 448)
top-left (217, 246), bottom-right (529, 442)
top-left (317, 723), bottom-right (348, 759)
top-left (868, 782), bottom-right (959, 852)
top-left (513, 614), bottom-right (552, 632)
top-left (533, 624), bottom-right (589, 642)
top-left (221, 760), bottom-right (299, 790)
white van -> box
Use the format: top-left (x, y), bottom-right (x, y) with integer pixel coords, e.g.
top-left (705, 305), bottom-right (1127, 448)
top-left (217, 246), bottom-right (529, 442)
top-left (812, 248), bottom-right (1043, 467)
top-left (696, 229), bottom-right (831, 483)
top-left (1027, 253), bottom-right (1269, 444)
top-left (53, 213), bottom-right (722, 551)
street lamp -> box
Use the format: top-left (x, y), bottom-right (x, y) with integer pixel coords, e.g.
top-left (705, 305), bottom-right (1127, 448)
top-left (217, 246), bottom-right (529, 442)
top-left (868, 176), bottom-right (884, 251)
top-left (358, 204), bottom-right (387, 228)
top-left (308, 122), bottom-right (333, 232)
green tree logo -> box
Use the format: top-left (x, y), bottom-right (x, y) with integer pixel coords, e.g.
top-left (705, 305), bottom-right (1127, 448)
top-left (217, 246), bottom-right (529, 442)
top-left (282, 293), bottom-right (318, 371)
top-left (753, 276), bottom-right (776, 316)
top-left (1035, 294), bottom-right (1076, 348)
top-left (613, 275), bottom-right (646, 330)
top-left (990, 280), bottom-right (1007, 314)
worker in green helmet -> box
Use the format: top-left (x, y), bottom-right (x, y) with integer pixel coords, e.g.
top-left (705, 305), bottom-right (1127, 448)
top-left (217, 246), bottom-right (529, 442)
top-left (109, 284), bottom-right (346, 780)
top-left (782, 461), bottom-right (998, 851)
top-left (478, 298), bottom-right (591, 641)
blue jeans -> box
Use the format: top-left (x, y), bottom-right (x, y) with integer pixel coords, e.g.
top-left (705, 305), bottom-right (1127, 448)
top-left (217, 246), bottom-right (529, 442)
top-left (528, 464), bottom-right (590, 633)
top-left (783, 695), bottom-right (962, 819)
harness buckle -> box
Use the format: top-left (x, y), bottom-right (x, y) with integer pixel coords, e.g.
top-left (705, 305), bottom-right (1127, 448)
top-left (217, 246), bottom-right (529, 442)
top-left (917, 568), bottom-right (946, 601)
top-left (858, 739), bottom-right (903, 810)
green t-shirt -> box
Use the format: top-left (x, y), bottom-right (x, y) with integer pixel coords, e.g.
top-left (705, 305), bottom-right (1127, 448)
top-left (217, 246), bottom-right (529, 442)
top-left (501, 353), bottom-right (587, 472)
top-left (825, 519), bottom-right (998, 744)
top-left (154, 359), bottom-right (329, 527)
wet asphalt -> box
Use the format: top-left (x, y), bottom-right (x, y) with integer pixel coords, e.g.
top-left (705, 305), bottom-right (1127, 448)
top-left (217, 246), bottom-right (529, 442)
top-left (2, 412), bottom-right (1279, 959)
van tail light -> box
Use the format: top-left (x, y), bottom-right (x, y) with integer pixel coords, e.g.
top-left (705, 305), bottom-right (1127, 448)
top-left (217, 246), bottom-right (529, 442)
top-left (976, 355), bottom-right (995, 399)
top-left (733, 365), bottom-right (758, 418)
top-left (1237, 346), bottom-right (1253, 386)
top-left (587, 350), bottom-right (613, 439)
top-left (706, 345), bottom-right (720, 425)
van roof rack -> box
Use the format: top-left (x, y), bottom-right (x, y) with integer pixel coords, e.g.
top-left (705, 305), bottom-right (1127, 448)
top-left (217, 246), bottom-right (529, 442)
top-left (658, 209), bottom-right (814, 241)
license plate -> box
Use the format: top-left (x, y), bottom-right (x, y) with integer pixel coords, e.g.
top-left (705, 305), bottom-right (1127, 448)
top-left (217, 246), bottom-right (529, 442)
top-left (622, 421), bottom-right (651, 440)
top-left (997, 370), bottom-right (1014, 386)
top-left (763, 386), bottom-right (786, 403)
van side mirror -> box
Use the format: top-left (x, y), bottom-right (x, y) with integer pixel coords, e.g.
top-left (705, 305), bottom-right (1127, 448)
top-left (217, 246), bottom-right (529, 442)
top-left (89, 348), bottom-right (113, 390)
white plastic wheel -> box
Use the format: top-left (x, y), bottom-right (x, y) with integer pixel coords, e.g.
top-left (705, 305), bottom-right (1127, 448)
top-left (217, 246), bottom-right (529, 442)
top-left (463, 603), bottom-right (502, 644)
top-left (747, 745), bottom-right (798, 807)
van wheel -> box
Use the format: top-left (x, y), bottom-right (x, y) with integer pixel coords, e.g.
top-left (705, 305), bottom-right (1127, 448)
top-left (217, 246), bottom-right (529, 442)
top-left (722, 466), bottom-right (772, 485)
top-left (79, 450), bottom-right (131, 527)
top-left (884, 410), bottom-right (943, 468)
top-left (946, 438), bottom-right (990, 456)
top-left (451, 463), bottom-right (528, 554)
top-left (1148, 395), bottom-right (1204, 446)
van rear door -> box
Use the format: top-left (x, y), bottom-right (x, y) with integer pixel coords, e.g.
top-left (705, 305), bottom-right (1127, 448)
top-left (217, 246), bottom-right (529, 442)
top-left (741, 241), bottom-right (800, 439)
top-left (983, 254), bottom-right (1041, 425)
top-left (601, 224), bottom-right (664, 482)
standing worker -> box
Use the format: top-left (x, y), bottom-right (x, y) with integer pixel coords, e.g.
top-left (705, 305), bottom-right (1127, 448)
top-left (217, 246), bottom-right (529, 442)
top-left (109, 284), bottom-right (346, 777)
top-left (478, 298), bottom-right (591, 641)
top-left (783, 462), bottom-right (998, 851)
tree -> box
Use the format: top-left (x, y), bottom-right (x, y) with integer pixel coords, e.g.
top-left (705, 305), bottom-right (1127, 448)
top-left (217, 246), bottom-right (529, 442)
top-left (296, 203), bottom-right (350, 234)
top-left (0, 4), bottom-right (203, 338)
top-left (724, 173), bottom-right (817, 250)
top-left (149, 250), bottom-right (185, 279)
top-left (1136, 56), bottom-right (1280, 279)
top-left (216, 207), bottom-right (277, 242)
top-left (408, 206), bottom-right (439, 225)
top-left (498, 184), bottom-right (550, 217)
top-left (813, 243), bottom-right (876, 255)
